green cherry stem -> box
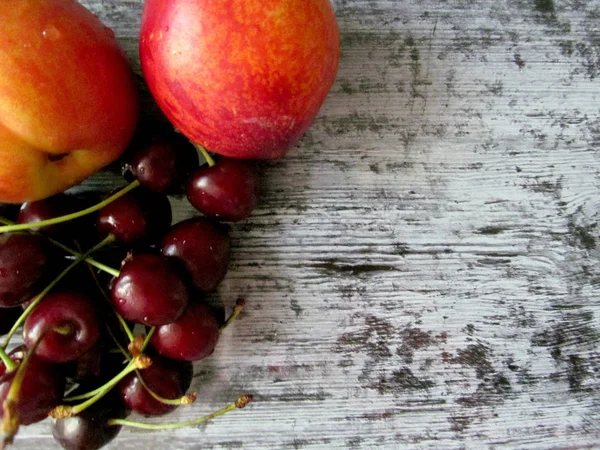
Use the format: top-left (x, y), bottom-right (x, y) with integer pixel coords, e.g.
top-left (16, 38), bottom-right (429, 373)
top-left (0, 179), bottom-right (140, 234)
top-left (194, 144), bottom-right (216, 167)
top-left (130, 330), bottom-right (193, 408)
top-left (142, 327), bottom-right (155, 351)
top-left (126, 326), bottom-right (155, 358)
top-left (135, 369), bottom-right (196, 406)
top-left (0, 349), bottom-right (15, 373)
top-left (55, 355), bottom-right (152, 416)
top-left (1, 330), bottom-right (46, 448)
top-left (62, 359), bottom-right (136, 402)
top-left (82, 260), bottom-right (133, 343)
top-left (106, 395), bottom-right (253, 430)
top-left (116, 314), bottom-right (135, 343)
top-left (219, 298), bottom-right (246, 334)
top-left (50, 237), bottom-right (120, 277)
top-left (0, 217), bottom-right (119, 277)
top-left (1, 234), bottom-right (116, 350)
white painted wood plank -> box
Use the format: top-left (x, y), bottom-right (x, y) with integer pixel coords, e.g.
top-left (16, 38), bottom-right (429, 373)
top-left (10, 0), bottom-right (600, 449)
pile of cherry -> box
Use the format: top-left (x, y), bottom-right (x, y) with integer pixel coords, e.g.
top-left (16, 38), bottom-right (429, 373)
top-left (0, 125), bottom-right (256, 450)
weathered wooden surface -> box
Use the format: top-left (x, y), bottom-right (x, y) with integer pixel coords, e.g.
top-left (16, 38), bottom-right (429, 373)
top-left (15, 0), bottom-right (600, 449)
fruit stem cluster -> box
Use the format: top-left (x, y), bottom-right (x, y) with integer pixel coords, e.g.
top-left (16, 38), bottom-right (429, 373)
top-left (0, 180), bottom-right (140, 234)
top-left (0, 217), bottom-right (119, 277)
top-left (54, 355), bottom-right (152, 418)
top-left (1, 234), bottom-right (116, 351)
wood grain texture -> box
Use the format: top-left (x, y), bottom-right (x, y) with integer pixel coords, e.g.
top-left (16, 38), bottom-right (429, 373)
top-left (12, 0), bottom-right (600, 449)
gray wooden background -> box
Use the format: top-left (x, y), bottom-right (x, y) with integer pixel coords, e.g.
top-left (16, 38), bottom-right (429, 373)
top-left (14, 0), bottom-right (600, 449)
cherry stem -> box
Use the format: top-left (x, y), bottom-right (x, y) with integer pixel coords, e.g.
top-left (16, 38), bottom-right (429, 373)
top-left (0, 179), bottom-right (141, 234)
top-left (56, 355), bottom-right (151, 416)
top-left (51, 237), bottom-right (120, 278)
top-left (0, 217), bottom-right (119, 277)
top-left (1, 330), bottom-right (46, 448)
top-left (219, 298), bottom-right (246, 334)
top-left (194, 144), bottom-right (216, 167)
top-left (116, 314), bottom-right (135, 343)
top-left (135, 369), bottom-right (197, 406)
top-left (1, 234), bottom-right (116, 350)
top-left (52, 323), bottom-right (73, 336)
top-left (127, 327), bottom-right (154, 357)
top-left (142, 327), bottom-right (155, 351)
top-left (82, 261), bottom-right (133, 343)
top-left (0, 350), bottom-right (15, 373)
top-left (106, 395), bottom-right (253, 430)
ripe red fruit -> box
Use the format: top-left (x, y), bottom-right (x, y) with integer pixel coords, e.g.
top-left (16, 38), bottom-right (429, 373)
top-left (160, 218), bottom-right (230, 292)
top-left (0, 0), bottom-right (138, 202)
top-left (111, 253), bottom-right (189, 326)
top-left (18, 193), bottom-right (84, 236)
top-left (123, 128), bottom-right (199, 193)
top-left (0, 233), bottom-right (50, 308)
top-left (97, 188), bottom-right (172, 245)
top-left (0, 346), bottom-right (65, 425)
top-left (139, 0), bottom-right (340, 159)
top-left (186, 157), bottom-right (259, 222)
top-left (23, 291), bottom-right (101, 363)
top-left (52, 385), bottom-right (127, 450)
top-left (150, 303), bottom-right (220, 362)
top-left (118, 356), bottom-right (192, 416)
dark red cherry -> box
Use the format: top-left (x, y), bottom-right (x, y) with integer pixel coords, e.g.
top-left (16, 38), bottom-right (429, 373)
top-left (150, 303), bottom-right (220, 362)
top-left (96, 189), bottom-right (172, 245)
top-left (118, 356), bottom-right (192, 416)
top-left (0, 346), bottom-right (65, 425)
top-left (0, 233), bottom-right (51, 308)
top-left (160, 218), bottom-right (230, 292)
top-left (124, 132), bottom-right (199, 193)
top-left (111, 254), bottom-right (189, 326)
top-left (52, 386), bottom-right (127, 450)
top-left (17, 193), bottom-right (89, 237)
top-left (23, 291), bottom-right (101, 363)
top-left (186, 157), bottom-right (259, 221)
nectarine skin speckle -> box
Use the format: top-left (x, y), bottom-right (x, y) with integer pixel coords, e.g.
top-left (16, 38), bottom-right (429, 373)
top-left (140, 0), bottom-right (340, 159)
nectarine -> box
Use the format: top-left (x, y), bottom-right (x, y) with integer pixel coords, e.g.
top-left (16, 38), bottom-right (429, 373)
top-left (140, 0), bottom-right (340, 159)
top-left (0, 0), bottom-right (139, 203)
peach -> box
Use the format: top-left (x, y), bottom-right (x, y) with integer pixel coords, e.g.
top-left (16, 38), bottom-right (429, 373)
top-left (0, 0), bottom-right (139, 203)
top-left (140, 0), bottom-right (340, 159)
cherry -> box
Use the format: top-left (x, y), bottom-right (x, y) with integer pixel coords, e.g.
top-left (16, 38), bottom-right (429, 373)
top-left (0, 346), bottom-right (65, 425)
top-left (23, 291), bottom-right (101, 363)
top-left (160, 218), bottom-right (231, 292)
top-left (123, 129), bottom-right (199, 193)
top-left (118, 356), bottom-right (192, 416)
top-left (0, 233), bottom-right (51, 308)
top-left (111, 253), bottom-right (189, 326)
top-left (96, 188), bottom-right (172, 245)
top-left (186, 157), bottom-right (259, 222)
top-left (150, 303), bottom-right (220, 362)
top-left (52, 387), bottom-right (127, 450)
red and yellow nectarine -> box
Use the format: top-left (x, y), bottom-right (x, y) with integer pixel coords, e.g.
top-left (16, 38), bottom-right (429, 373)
top-left (0, 0), bottom-right (138, 203)
top-left (140, 0), bottom-right (340, 159)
